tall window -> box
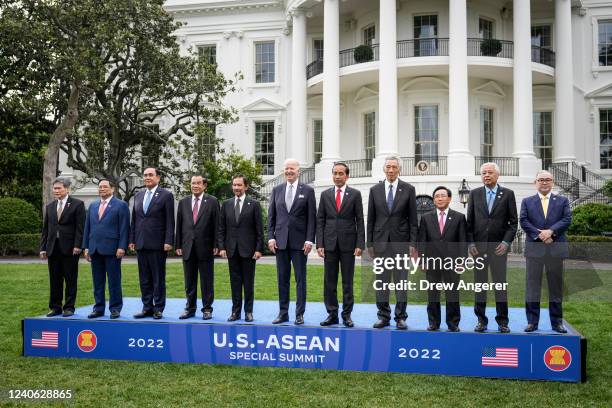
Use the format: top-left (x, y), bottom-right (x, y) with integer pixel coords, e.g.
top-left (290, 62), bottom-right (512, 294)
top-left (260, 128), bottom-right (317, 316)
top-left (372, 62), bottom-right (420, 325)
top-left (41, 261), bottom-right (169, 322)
top-left (599, 20), bottom-right (612, 66)
top-left (480, 107), bottom-right (494, 158)
top-left (198, 45), bottom-right (217, 65)
top-left (414, 105), bottom-right (438, 160)
top-left (364, 112), bottom-right (376, 171)
top-left (313, 119), bottom-right (322, 164)
top-left (255, 41), bottom-right (275, 83)
top-left (479, 18), bottom-right (494, 40)
top-left (313, 39), bottom-right (324, 61)
top-left (363, 25), bottom-right (376, 46)
top-left (196, 123), bottom-right (217, 162)
top-left (533, 112), bottom-right (553, 170)
top-left (531, 25), bottom-right (552, 49)
top-left (600, 109), bottom-right (612, 169)
top-left (414, 15), bottom-right (438, 56)
top-left (255, 121), bottom-right (275, 175)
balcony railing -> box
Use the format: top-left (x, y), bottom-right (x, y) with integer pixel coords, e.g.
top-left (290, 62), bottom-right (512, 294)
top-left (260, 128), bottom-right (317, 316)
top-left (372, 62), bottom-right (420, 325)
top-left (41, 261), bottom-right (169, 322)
top-left (397, 38), bottom-right (449, 58)
top-left (467, 38), bottom-right (513, 59)
top-left (339, 44), bottom-right (380, 68)
top-left (400, 156), bottom-right (447, 176)
top-left (306, 59), bottom-right (323, 79)
top-left (474, 156), bottom-right (519, 176)
top-left (531, 46), bottom-right (555, 68)
top-left (343, 158), bottom-right (372, 178)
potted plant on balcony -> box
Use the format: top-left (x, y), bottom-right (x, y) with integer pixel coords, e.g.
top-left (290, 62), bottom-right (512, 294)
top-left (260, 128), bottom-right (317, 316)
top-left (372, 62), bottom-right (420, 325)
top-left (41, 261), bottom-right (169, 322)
top-left (354, 44), bottom-right (374, 63)
top-left (480, 38), bottom-right (502, 56)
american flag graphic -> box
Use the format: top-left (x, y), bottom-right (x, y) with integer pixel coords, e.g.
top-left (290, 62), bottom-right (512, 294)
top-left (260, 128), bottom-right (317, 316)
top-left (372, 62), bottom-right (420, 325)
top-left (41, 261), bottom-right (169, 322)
top-left (31, 330), bottom-right (59, 348)
top-left (481, 347), bottom-right (518, 367)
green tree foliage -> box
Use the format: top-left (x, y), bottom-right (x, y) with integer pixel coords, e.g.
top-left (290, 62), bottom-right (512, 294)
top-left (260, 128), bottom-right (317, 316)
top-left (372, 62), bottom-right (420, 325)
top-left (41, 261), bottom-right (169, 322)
top-left (0, 197), bottom-right (41, 234)
top-left (568, 203), bottom-right (612, 236)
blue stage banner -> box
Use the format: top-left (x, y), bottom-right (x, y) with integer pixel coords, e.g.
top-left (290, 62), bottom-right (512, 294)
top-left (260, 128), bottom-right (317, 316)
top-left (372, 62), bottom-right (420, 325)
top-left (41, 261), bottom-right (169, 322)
top-left (22, 318), bottom-right (584, 382)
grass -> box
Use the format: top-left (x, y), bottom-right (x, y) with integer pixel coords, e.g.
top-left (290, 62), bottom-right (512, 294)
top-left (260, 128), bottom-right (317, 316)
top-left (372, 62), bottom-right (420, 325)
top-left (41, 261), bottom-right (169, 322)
top-left (0, 261), bottom-right (611, 407)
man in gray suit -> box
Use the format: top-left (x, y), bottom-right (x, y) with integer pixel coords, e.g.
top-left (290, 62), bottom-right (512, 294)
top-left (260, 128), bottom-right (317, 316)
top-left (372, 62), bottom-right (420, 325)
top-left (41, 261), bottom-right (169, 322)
top-left (316, 162), bottom-right (365, 327)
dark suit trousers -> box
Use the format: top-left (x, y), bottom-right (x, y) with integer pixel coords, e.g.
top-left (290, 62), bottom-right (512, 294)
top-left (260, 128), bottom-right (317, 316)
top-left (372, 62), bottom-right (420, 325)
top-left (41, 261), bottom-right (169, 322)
top-left (323, 249), bottom-right (355, 318)
top-left (136, 249), bottom-right (167, 312)
top-left (228, 254), bottom-right (255, 315)
top-left (91, 253), bottom-right (123, 313)
top-left (48, 241), bottom-right (79, 312)
top-left (474, 250), bottom-right (508, 326)
top-left (375, 246), bottom-right (408, 322)
top-left (525, 256), bottom-right (564, 326)
top-left (183, 246), bottom-right (214, 313)
top-left (276, 249), bottom-right (307, 316)
top-left (426, 267), bottom-right (460, 329)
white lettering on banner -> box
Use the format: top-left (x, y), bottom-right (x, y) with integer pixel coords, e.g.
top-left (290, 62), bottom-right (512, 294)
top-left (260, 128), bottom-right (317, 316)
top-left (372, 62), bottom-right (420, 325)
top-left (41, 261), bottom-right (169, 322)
top-left (214, 333), bottom-right (340, 352)
top-left (228, 352), bottom-right (327, 363)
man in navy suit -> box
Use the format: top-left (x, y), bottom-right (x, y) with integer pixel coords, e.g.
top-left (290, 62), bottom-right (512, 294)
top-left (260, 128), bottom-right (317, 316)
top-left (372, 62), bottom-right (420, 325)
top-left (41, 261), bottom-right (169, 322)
top-left (129, 167), bottom-right (175, 319)
top-left (268, 158), bottom-right (316, 325)
top-left (520, 170), bottom-right (572, 333)
top-left (83, 179), bottom-right (130, 319)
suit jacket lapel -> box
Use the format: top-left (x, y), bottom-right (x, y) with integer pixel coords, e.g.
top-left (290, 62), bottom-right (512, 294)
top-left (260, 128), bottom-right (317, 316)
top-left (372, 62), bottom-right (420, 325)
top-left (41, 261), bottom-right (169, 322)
top-left (237, 196), bottom-right (250, 224)
top-left (288, 183), bottom-right (300, 214)
top-left (381, 183), bottom-right (391, 215)
top-left (489, 186), bottom-right (503, 215)
top-left (58, 197), bottom-right (72, 223)
top-left (390, 181), bottom-right (403, 213)
top-left (336, 187), bottom-right (351, 214)
top-left (99, 197), bottom-right (113, 222)
top-left (441, 210), bottom-right (453, 237)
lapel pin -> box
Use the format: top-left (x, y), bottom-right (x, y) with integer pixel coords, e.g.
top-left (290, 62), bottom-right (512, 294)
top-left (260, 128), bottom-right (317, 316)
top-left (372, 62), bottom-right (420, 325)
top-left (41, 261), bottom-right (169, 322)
top-left (247, 202), bottom-right (251, 205)
top-left (448, 217), bottom-right (452, 220)
top-left (299, 194), bottom-right (304, 198)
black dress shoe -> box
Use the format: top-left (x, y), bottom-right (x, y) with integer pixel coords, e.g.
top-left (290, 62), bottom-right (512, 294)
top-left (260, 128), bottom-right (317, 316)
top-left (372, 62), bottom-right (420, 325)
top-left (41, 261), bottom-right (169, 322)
top-left (133, 310), bottom-right (154, 319)
top-left (179, 311), bottom-right (195, 320)
top-left (88, 311), bottom-right (104, 319)
top-left (474, 322), bottom-right (487, 332)
top-left (46, 310), bottom-right (62, 317)
top-left (110, 311), bottom-right (120, 319)
top-left (320, 315), bottom-right (339, 326)
top-left (153, 311), bottom-right (163, 320)
top-left (245, 312), bottom-right (254, 322)
top-left (203, 311), bottom-right (212, 320)
top-left (552, 324), bottom-right (567, 334)
top-left (62, 310), bottom-right (74, 317)
top-left (295, 315), bottom-right (304, 325)
top-left (524, 323), bottom-right (538, 332)
top-left (272, 314), bottom-right (289, 324)
top-left (447, 326), bottom-right (460, 332)
top-left (342, 317), bottom-right (354, 328)
top-left (227, 313), bottom-right (240, 322)
top-left (498, 325), bottom-right (510, 333)
top-left (396, 319), bottom-right (408, 330)
top-left (427, 325), bottom-right (440, 331)
top-left (373, 319), bottom-right (390, 329)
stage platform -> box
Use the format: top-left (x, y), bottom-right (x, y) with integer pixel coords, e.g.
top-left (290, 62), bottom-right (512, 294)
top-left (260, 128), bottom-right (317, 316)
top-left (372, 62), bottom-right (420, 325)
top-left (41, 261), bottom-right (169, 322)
top-left (22, 298), bottom-right (586, 382)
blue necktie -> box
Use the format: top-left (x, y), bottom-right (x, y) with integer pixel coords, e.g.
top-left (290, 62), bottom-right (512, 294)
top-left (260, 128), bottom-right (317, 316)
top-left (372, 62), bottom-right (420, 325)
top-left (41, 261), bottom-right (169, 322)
top-left (487, 190), bottom-right (495, 214)
top-left (387, 184), bottom-right (394, 212)
top-left (143, 190), bottom-right (153, 214)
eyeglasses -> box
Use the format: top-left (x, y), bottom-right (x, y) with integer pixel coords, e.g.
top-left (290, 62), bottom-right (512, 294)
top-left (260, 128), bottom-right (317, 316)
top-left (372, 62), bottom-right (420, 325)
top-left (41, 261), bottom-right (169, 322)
top-left (536, 178), bottom-right (553, 183)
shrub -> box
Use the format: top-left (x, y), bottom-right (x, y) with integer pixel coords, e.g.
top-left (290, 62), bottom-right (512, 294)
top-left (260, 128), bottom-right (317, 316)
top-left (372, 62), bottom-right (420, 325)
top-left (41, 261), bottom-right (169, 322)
top-left (568, 203), bottom-right (612, 236)
top-left (604, 179), bottom-right (612, 200)
top-left (354, 44), bottom-right (374, 63)
top-left (0, 197), bottom-right (41, 235)
top-left (0, 233), bottom-right (40, 256)
top-left (480, 39), bottom-right (502, 56)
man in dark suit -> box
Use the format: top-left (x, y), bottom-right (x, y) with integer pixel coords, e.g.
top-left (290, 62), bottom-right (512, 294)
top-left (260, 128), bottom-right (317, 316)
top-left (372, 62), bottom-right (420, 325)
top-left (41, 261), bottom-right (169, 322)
top-left (520, 170), bottom-right (571, 333)
top-left (83, 179), bottom-right (130, 319)
top-left (218, 174), bottom-right (264, 322)
top-left (39, 177), bottom-right (85, 317)
top-left (175, 175), bottom-right (219, 320)
top-left (316, 162), bottom-right (365, 327)
top-left (367, 156), bottom-right (418, 329)
top-left (129, 167), bottom-right (175, 319)
top-left (467, 162), bottom-right (518, 333)
top-left (268, 158), bottom-right (316, 325)
top-left (417, 186), bottom-right (467, 332)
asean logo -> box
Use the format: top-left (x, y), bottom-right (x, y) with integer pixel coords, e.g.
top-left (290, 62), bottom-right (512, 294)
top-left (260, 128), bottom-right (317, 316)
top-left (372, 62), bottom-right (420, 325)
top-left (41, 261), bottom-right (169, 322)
top-left (543, 345), bottom-right (571, 372)
top-left (77, 330), bottom-right (97, 352)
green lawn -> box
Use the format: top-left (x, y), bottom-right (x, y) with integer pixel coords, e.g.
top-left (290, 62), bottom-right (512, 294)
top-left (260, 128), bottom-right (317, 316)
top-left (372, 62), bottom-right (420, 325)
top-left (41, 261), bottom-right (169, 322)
top-left (0, 262), bottom-right (610, 407)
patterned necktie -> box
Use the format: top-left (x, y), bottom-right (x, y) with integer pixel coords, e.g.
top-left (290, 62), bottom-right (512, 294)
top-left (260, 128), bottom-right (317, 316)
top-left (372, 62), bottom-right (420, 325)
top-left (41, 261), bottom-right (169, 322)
top-left (98, 200), bottom-right (107, 220)
top-left (286, 184), bottom-right (294, 211)
top-left (193, 197), bottom-right (200, 223)
top-left (439, 211), bottom-right (445, 234)
top-left (487, 190), bottom-right (495, 214)
top-left (234, 198), bottom-right (241, 223)
top-left (336, 188), bottom-right (342, 212)
top-left (387, 184), bottom-right (394, 212)
top-left (541, 196), bottom-right (549, 218)
top-left (56, 200), bottom-right (64, 220)
top-left (143, 190), bottom-right (153, 214)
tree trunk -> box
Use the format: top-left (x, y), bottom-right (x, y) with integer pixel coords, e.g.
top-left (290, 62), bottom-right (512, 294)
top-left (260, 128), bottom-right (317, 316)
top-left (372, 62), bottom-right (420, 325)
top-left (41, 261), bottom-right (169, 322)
top-left (41, 80), bottom-right (80, 210)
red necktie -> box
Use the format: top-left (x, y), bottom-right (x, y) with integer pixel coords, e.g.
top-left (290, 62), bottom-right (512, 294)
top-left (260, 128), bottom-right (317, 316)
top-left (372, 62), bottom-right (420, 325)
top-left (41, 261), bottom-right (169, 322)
top-left (439, 211), bottom-right (445, 234)
top-left (336, 189), bottom-right (342, 212)
top-left (98, 200), bottom-right (107, 220)
top-left (193, 197), bottom-right (199, 223)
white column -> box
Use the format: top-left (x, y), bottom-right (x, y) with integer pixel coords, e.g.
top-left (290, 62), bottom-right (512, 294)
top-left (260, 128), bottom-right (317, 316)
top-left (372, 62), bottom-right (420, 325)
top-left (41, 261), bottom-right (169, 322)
top-left (447, 0), bottom-right (473, 175)
top-left (290, 9), bottom-right (308, 166)
top-left (513, 0), bottom-right (540, 176)
top-left (376, 0), bottom-right (398, 159)
top-left (553, 0), bottom-right (575, 163)
top-left (317, 0), bottom-right (341, 180)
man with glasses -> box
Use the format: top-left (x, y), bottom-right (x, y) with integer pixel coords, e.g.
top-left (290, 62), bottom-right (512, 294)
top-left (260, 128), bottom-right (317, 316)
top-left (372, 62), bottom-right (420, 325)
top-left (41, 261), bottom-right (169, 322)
top-left (519, 170), bottom-right (571, 333)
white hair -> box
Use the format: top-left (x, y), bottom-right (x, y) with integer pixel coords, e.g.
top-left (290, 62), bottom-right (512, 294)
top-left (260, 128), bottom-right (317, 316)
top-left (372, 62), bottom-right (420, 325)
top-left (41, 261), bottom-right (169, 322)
top-left (283, 158), bottom-right (300, 169)
top-left (382, 155), bottom-right (401, 170)
top-left (535, 170), bottom-right (553, 179)
top-left (480, 162), bottom-right (500, 174)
